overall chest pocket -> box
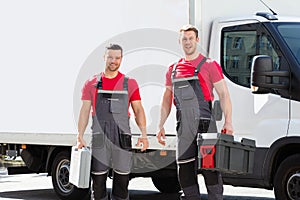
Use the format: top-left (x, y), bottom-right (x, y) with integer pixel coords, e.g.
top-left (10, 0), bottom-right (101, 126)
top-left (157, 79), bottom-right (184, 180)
top-left (110, 99), bottom-right (123, 113)
top-left (175, 81), bottom-right (195, 101)
top-left (109, 93), bottom-right (127, 114)
top-left (181, 84), bottom-right (196, 100)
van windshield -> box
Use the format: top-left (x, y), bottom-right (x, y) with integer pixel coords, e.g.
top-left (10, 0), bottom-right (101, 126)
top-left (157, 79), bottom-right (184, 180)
top-left (277, 23), bottom-right (300, 64)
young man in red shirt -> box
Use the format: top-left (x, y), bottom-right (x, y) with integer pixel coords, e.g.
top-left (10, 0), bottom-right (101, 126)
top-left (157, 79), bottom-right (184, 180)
top-left (157, 25), bottom-right (233, 200)
top-left (77, 44), bottom-right (148, 200)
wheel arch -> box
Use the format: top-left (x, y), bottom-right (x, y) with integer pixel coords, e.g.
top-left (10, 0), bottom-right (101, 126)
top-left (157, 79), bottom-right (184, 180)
top-left (264, 136), bottom-right (300, 187)
top-left (46, 146), bottom-right (71, 175)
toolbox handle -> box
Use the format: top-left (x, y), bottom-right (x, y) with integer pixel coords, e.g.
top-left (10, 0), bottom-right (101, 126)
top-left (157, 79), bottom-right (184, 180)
top-left (73, 146), bottom-right (90, 152)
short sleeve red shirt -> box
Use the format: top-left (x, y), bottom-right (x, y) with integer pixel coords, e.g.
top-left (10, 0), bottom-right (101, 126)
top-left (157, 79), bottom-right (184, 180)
top-left (165, 54), bottom-right (224, 101)
top-left (81, 72), bottom-right (141, 115)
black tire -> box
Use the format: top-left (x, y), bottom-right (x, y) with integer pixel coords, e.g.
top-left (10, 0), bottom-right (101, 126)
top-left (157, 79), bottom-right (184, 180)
top-left (152, 176), bottom-right (181, 193)
top-left (274, 154), bottom-right (300, 200)
top-left (51, 151), bottom-right (90, 200)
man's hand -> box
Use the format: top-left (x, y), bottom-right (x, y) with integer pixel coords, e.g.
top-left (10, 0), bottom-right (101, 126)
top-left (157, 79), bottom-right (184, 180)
top-left (157, 127), bottom-right (166, 146)
top-left (136, 137), bottom-right (149, 152)
top-left (77, 136), bottom-right (87, 149)
top-left (222, 122), bottom-right (233, 135)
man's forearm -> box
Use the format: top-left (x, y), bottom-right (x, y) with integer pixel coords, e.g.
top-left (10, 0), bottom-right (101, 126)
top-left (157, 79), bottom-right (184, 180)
top-left (135, 118), bottom-right (147, 138)
top-left (158, 90), bottom-right (172, 130)
top-left (77, 116), bottom-right (89, 139)
top-left (77, 102), bottom-right (91, 139)
top-left (159, 106), bottom-right (171, 130)
top-left (134, 108), bottom-right (147, 137)
top-left (131, 101), bottom-right (147, 137)
top-left (220, 94), bottom-right (232, 124)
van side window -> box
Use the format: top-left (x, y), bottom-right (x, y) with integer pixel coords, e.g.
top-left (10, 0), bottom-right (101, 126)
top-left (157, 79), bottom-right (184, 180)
top-left (259, 34), bottom-right (280, 71)
top-left (222, 30), bottom-right (257, 87)
top-left (221, 23), bottom-right (280, 88)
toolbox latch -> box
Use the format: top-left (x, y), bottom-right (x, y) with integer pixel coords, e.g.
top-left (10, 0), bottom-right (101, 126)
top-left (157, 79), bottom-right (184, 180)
top-left (200, 145), bottom-right (216, 168)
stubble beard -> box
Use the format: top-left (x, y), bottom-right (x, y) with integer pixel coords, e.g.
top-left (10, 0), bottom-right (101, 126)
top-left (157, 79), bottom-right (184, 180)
top-left (184, 45), bottom-right (196, 56)
top-left (107, 63), bottom-right (120, 72)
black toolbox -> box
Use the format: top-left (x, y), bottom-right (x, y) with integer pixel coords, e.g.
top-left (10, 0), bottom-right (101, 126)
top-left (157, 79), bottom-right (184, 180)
top-left (197, 133), bottom-right (256, 174)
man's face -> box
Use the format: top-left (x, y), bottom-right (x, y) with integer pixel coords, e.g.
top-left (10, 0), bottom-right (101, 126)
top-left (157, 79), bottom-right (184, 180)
top-left (180, 30), bottom-right (199, 56)
top-left (104, 49), bottom-right (122, 72)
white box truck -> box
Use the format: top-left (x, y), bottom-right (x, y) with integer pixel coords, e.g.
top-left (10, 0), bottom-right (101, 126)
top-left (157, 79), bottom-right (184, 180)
top-left (1, 0), bottom-right (300, 199)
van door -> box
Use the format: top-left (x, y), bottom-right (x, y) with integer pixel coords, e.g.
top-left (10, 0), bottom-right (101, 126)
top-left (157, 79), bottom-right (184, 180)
top-left (220, 22), bottom-right (290, 148)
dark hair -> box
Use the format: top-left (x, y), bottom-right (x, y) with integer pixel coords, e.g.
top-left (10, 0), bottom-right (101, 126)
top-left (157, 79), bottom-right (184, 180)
top-left (179, 24), bottom-right (198, 38)
top-left (105, 43), bottom-right (123, 56)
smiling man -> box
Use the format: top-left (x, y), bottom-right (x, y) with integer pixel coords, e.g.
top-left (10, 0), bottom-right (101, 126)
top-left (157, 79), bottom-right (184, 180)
top-left (157, 25), bottom-right (233, 200)
top-left (77, 44), bottom-right (148, 200)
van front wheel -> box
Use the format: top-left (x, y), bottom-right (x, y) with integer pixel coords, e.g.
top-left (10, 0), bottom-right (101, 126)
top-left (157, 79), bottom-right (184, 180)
top-left (274, 154), bottom-right (300, 200)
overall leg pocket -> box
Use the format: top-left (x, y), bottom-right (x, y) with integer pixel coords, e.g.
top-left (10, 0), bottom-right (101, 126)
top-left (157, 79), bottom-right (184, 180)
top-left (198, 119), bottom-right (211, 134)
top-left (119, 133), bottom-right (132, 150)
top-left (91, 133), bottom-right (105, 149)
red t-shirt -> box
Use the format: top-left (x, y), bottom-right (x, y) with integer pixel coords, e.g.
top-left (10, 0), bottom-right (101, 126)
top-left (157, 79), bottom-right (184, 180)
top-left (81, 72), bottom-right (141, 115)
top-left (165, 54), bottom-right (224, 101)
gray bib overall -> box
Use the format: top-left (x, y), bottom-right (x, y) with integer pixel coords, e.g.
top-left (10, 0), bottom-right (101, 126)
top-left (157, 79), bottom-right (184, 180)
top-left (172, 57), bottom-right (215, 162)
top-left (91, 75), bottom-right (132, 175)
top-left (172, 58), bottom-right (223, 200)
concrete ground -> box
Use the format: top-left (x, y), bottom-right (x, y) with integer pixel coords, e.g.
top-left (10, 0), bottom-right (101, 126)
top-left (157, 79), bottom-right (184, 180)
top-left (0, 167), bottom-right (275, 200)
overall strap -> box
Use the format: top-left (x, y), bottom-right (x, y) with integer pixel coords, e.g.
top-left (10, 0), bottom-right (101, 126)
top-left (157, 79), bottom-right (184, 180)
top-left (123, 76), bottom-right (129, 91)
top-left (194, 57), bottom-right (207, 76)
top-left (96, 74), bottom-right (102, 89)
top-left (171, 61), bottom-right (179, 82)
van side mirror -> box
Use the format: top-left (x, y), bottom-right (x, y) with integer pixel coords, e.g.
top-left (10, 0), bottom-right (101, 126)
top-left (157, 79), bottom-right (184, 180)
top-left (251, 55), bottom-right (289, 94)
